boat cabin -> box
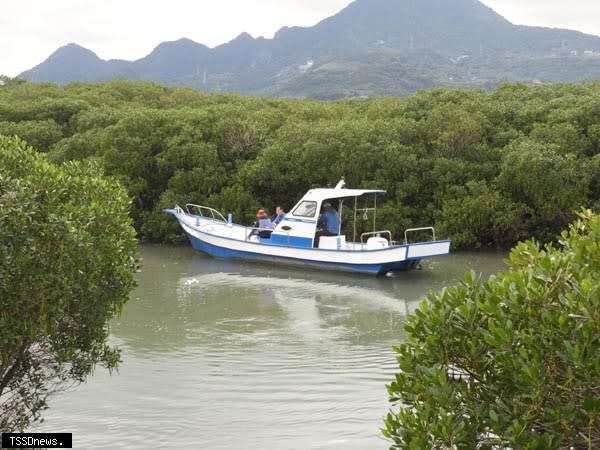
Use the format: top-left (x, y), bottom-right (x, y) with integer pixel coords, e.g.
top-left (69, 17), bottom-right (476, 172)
top-left (269, 179), bottom-right (386, 249)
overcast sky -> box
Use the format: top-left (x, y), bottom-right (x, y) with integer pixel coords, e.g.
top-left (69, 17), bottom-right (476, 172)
top-left (2, 0), bottom-right (600, 78)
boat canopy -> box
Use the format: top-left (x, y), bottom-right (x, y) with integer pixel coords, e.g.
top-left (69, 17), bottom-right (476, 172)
top-left (298, 179), bottom-right (386, 204)
top-left (301, 187), bottom-right (386, 203)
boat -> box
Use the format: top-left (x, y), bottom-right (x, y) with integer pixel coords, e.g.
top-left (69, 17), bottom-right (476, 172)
top-left (164, 179), bottom-right (451, 275)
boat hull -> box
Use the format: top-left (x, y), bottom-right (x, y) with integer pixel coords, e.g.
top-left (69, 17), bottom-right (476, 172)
top-left (184, 230), bottom-right (425, 274)
top-left (170, 211), bottom-right (450, 275)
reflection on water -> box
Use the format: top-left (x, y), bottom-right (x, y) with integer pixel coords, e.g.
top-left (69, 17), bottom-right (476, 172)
top-left (33, 245), bottom-right (506, 449)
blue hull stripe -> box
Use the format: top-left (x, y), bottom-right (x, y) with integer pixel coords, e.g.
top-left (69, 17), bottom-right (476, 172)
top-left (185, 231), bottom-right (421, 274)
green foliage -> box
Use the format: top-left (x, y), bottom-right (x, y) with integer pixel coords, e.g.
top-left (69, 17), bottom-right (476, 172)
top-left (437, 180), bottom-right (529, 247)
top-left (1, 80), bottom-right (600, 248)
top-left (384, 209), bottom-right (600, 449)
top-left (0, 136), bottom-right (139, 431)
top-left (0, 119), bottom-right (63, 152)
top-left (496, 140), bottom-right (589, 242)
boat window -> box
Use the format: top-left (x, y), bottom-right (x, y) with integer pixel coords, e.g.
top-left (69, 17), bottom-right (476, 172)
top-left (292, 200), bottom-right (317, 218)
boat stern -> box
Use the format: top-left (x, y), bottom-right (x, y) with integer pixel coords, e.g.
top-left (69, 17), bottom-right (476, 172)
top-left (406, 240), bottom-right (451, 259)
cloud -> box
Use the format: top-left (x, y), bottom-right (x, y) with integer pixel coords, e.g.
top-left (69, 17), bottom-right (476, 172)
top-left (481, 0), bottom-right (600, 37)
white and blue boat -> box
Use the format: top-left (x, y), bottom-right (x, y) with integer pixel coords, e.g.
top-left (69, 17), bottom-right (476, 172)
top-left (164, 179), bottom-right (451, 275)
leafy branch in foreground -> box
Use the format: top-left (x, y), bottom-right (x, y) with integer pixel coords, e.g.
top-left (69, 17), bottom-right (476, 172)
top-left (384, 209), bottom-right (600, 449)
top-left (0, 136), bottom-right (140, 431)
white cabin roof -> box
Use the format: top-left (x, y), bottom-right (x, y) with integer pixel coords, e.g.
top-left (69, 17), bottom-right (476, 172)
top-left (297, 178), bottom-right (384, 202)
top-left (300, 187), bottom-right (386, 203)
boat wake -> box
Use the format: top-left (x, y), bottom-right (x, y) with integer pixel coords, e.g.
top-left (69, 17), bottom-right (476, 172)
top-left (178, 271), bottom-right (412, 314)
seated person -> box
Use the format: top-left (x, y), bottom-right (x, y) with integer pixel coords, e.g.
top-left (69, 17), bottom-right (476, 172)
top-left (314, 202), bottom-right (340, 247)
top-left (249, 208), bottom-right (274, 238)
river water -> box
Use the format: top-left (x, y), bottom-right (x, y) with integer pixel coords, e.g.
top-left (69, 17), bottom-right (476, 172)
top-left (33, 245), bottom-right (506, 449)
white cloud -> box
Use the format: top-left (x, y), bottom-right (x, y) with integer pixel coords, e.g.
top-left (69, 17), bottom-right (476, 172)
top-left (480, 0), bottom-right (600, 36)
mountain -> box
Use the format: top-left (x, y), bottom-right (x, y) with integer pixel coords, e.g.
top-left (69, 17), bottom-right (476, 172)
top-left (19, 0), bottom-right (600, 98)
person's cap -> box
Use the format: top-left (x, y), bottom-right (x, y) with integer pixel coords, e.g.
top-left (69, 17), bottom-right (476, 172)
top-left (256, 208), bottom-right (266, 217)
top-left (323, 202), bottom-right (331, 207)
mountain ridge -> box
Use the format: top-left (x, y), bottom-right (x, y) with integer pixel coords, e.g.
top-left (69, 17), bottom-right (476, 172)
top-left (19, 0), bottom-right (600, 98)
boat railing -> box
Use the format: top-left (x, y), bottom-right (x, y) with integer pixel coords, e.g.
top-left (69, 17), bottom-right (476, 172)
top-left (360, 230), bottom-right (393, 244)
top-left (404, 227), bottom-right (436, 244)
top-left (184, 204), bottom-right (227, 223)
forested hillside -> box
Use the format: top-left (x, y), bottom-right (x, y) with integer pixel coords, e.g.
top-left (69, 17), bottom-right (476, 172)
top-left (19, 0), bottom-right (600, 98)
top-left (1, 79), bottom-right (599, 249)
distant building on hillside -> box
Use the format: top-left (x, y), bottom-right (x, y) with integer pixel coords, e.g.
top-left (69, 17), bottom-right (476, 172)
top-left (298, 60), bottom-right (314, 73)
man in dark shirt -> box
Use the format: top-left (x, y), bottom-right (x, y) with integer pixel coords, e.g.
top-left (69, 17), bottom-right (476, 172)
top-left (314, 202), bottom-right (340, 247)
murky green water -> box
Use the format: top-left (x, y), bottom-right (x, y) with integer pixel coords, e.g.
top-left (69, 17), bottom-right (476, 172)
top-left (33, 245), bottom-right (506, 449)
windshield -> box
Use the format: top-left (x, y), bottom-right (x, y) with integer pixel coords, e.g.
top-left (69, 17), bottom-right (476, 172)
top-left (292, 201), bottom-right (317, 218)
